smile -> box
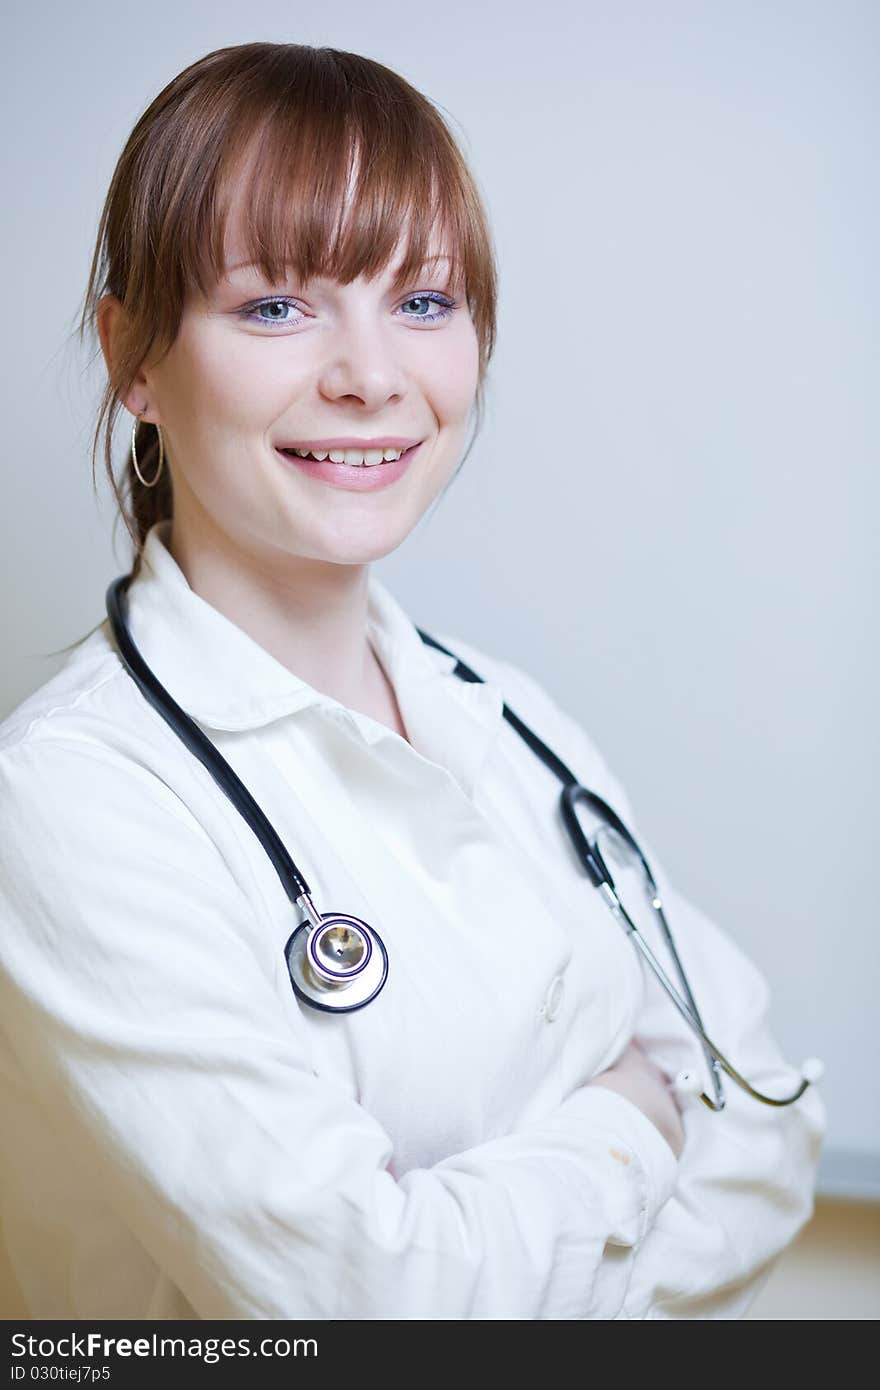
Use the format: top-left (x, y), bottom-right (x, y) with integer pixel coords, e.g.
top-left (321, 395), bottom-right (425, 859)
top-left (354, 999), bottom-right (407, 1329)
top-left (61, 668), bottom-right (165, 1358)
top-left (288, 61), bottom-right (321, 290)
top-left (280, 446), bottom-right (407, 467)
top-left (275, 441), bottom-right (423, 491)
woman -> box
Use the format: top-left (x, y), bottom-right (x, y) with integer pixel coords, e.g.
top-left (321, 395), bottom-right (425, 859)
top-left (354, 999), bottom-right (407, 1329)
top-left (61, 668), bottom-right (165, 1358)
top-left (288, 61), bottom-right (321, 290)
top-left (0, 41), bottom-right (824, 1320)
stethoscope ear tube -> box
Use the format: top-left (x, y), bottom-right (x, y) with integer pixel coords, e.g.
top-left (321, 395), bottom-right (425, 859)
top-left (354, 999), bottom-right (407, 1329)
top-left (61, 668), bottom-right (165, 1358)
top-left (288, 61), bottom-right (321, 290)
top-left (557, 768), bottom-right (822, 1109)
top-left (560, 783), bottom-right (620, 889)
top-left (558, 779), bottom-right (822, 1110)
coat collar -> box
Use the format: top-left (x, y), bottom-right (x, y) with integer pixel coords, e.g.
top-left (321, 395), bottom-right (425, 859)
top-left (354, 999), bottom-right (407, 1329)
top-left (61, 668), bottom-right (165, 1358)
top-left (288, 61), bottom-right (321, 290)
top-left (117, 521), bottom-right (506, 797)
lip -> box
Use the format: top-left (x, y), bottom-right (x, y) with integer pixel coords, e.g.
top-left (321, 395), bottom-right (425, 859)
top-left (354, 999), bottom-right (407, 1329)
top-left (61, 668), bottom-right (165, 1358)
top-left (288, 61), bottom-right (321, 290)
top-left (275, 440), bottom-right (423, 492)
top-left (277, 436), bottom-right (421, 451)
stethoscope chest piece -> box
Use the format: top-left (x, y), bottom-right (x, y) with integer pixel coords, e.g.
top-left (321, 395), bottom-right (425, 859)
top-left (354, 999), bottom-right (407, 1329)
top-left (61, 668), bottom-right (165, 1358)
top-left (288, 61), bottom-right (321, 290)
top-left (285, 911), bottom-right (389, 1013)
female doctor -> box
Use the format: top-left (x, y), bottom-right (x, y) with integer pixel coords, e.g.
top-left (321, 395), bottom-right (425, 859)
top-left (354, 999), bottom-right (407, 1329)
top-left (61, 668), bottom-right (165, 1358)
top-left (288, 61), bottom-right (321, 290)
top-left (0, 41), bottom-right (825, 1321)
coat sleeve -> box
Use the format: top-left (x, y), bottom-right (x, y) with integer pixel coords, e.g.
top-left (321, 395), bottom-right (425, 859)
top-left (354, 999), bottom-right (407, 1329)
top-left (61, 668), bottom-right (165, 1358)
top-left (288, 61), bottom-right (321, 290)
top-left (0, 733), bottom-right (680, 1321)
top-left (486, 656), bottom-right (828, 1320)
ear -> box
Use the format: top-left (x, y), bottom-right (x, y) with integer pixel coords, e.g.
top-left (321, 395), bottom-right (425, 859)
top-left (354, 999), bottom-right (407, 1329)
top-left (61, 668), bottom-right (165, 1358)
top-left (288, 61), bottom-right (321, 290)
top-left (96, 294), bottom-right (154, 422)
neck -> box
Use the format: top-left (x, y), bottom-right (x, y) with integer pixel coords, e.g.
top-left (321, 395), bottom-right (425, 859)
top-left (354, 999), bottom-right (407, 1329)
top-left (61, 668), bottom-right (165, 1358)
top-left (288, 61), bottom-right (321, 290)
top-left (166, 510), bottom-right (380, 708)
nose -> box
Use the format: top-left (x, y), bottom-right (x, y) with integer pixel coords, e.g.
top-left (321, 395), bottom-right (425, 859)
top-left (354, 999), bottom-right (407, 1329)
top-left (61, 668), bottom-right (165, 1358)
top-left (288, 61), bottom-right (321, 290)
top-left (317, 313), bottom-right (408, 411)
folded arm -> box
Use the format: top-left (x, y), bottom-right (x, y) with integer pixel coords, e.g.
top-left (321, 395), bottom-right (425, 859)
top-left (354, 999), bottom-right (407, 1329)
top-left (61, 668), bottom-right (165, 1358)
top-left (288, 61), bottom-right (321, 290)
top-left (486, 657), bottom-right (827, 1319)
top-left (0, 733), bottom-right (680, 1320)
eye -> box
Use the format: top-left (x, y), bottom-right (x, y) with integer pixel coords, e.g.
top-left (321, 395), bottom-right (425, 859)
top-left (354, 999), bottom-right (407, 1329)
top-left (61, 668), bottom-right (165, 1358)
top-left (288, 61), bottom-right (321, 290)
top-left (237, 290), bottom-right (459, 330)
top-left (397, 292), bottom-right (458, 324)
top-left (239, 297), bottom-right (304, 327)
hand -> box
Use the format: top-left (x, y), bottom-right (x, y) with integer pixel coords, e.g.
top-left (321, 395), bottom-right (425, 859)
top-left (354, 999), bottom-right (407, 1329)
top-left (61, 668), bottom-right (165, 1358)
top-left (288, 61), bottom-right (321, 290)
top-left (588, 1039), bottom-right (686, 1160)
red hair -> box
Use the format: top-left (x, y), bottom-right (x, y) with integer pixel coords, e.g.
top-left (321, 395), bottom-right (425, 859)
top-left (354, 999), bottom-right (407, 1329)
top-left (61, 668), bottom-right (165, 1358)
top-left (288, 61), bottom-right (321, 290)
top-left (77, 41), bottom-right (499, 575)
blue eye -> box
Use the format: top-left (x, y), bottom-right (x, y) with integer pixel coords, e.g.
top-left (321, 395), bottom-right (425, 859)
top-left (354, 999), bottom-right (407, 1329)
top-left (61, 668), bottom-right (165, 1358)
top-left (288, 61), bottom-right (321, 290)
top-left (239, 292), bottom-right (458, 329)
top-left (398, 293), bottom-right (457, 323)
top-left (241, 297), bottom-right (303, 327)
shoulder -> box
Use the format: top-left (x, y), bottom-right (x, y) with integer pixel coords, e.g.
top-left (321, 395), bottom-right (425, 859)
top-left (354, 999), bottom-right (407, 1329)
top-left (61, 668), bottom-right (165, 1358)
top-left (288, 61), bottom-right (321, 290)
top-left (0, 620), bottom-right (209, 838)
top-left (421, 626), bottom-right (633, 815)
top-left (422, 624), bottom-right (579, 734)
top-left (425, 624), bottom-right (585, 737)
top-left (417, 624), bottom-right (543, 698)
top-left (0, 621), bottom-right (141, 755)
top-left (0, 625), bottom-right (249, 959)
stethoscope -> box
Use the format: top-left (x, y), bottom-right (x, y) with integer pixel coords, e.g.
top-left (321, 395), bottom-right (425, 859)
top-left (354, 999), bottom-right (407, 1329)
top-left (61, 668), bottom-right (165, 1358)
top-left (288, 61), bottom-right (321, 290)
top-left (105, 574), bottom-right (823, 1113)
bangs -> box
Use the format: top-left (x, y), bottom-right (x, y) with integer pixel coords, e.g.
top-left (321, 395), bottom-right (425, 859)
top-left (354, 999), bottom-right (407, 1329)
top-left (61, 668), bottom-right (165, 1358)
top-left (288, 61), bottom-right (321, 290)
top-left (169, 49), bottom-right (485, 305)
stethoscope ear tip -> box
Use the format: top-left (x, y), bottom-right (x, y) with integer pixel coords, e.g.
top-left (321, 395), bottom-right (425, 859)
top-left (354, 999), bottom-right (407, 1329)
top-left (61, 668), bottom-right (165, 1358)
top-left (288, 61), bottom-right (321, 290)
top-left (801, 1057), bottom-right (825, 1084)
top-left (672, 1068), bottom-right (704, 1097)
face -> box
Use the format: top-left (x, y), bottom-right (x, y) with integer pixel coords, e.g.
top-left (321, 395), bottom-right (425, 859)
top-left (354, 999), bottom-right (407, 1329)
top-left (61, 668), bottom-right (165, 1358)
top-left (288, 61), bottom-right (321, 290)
top-left (107, 209), bottom-right (480, 577)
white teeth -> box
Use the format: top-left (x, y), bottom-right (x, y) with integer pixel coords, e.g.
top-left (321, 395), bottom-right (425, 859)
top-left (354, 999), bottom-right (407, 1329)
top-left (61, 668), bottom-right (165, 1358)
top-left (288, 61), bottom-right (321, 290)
top-left (290, 446), bottom-right (406, 466)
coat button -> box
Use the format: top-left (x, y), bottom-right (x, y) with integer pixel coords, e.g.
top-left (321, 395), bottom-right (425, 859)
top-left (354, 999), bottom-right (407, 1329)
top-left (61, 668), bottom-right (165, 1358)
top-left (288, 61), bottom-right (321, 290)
top-left (544, 974), bottom-right (565, 1021)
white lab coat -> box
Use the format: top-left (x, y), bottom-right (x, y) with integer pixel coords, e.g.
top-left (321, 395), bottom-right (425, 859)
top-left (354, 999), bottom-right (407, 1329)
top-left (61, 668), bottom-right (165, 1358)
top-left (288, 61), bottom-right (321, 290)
top-left (0, 520), bottom-right (825, 1320)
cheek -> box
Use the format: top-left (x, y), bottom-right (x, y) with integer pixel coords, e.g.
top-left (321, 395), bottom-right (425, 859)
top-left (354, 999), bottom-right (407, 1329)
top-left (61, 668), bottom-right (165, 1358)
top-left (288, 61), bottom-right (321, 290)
top-left (430, 326), bottom-right (480, 422)
top-left (199, 342), bottom-right (293, 422)
top-left (167, 324), bottom-right (301, 426)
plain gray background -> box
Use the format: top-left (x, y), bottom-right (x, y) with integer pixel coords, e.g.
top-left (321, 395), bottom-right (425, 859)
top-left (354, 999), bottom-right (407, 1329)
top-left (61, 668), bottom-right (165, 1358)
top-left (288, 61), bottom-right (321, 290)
top-left (3, 1), bottom-right (877, 1186)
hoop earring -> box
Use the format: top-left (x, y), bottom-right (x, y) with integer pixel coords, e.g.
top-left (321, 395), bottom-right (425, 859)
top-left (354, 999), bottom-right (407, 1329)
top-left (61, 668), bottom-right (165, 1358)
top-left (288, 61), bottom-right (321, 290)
top-left (131, 413), bottom-right (165, 488)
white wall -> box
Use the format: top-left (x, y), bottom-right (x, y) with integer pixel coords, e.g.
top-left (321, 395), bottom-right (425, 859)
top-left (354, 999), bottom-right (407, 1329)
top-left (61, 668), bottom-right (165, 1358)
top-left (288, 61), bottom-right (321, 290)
top-left (3, 1), bottom-right (877, 1178)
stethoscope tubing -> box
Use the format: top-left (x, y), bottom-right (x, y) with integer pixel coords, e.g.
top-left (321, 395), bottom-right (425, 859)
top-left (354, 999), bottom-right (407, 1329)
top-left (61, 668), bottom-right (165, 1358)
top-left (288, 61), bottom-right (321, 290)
top-left (107, 575), bottom-right (314, 910)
